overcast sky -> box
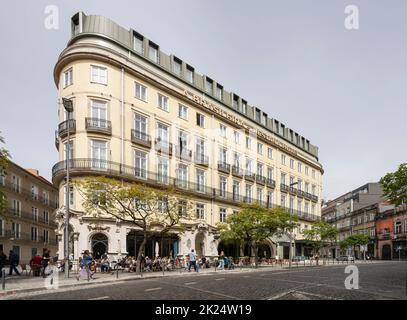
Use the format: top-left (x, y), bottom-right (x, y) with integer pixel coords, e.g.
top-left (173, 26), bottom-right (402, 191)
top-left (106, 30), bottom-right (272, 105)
top-left (0, 0), bottom-right (406, 200)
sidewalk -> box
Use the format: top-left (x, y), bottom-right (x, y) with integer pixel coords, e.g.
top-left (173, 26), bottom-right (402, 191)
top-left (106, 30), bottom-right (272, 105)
top-left (0, 259), bottom-right (383, 298)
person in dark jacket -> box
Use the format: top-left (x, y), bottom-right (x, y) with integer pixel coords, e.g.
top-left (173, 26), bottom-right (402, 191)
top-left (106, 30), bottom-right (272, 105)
top-left (8, 250), bottom-right (20, 276)
top-left (0, 250), bottom-right (7, 277)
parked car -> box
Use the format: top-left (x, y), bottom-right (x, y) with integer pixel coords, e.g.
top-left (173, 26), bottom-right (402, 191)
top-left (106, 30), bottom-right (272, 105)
top-left (336, 255), bottom-right (355, 262)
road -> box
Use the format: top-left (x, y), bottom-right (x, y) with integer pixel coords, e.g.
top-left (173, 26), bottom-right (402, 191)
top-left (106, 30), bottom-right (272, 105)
top-left (16, 261), bottom-right (407, 300)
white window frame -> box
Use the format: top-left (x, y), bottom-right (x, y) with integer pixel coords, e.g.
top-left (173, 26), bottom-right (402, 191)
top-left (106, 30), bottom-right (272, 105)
top-left (158, 93), bottom-right (169, 112)
top-left (90, 65), bottom-right (108, 85)
top-left (135, 82), bottom-right (148, 102)
top-left (63, 68), bottom-right (73, 88)
top-left (178, 104), bottom-right (188, 120)
top-left (196, 203), bottom-right (205, 220)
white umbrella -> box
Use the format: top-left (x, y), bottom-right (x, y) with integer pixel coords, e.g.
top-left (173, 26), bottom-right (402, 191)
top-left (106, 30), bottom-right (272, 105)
top-left (155, 241), bottom-right (159, 257)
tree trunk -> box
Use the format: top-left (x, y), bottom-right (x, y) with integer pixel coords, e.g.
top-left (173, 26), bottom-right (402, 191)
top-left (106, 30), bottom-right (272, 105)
top-left (136, 230), bottom-right (148, 274)
top-left (251, 243), bottom-right (258, 268)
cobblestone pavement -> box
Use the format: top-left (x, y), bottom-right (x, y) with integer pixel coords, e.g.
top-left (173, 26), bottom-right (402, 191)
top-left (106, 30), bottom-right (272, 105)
top-left (4, 261), bottom-right (406, 300)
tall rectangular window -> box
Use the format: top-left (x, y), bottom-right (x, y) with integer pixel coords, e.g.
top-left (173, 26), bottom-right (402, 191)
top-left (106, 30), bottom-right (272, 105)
top-left (178, 104), bottom-right (188, 120)
top-left (43, 211), bottom-right (49, 224)
top-left (12, 175), bottom-right (20, 193)
top-left (133, 34), bottom-right (144, 54)
top-left (157, 157), bottom-right (169, 184)
top-left (31, 227), bottom-right (38, 241)
top-left (234, 153), bottom-right (240, 168)
top-left (298, 162), bottom-right (302, 173)
top-left (245, 184), bottom-right (252, 203)
top-left (219, 208), bottom-right (226, 223)
top-left (267, 147), bottom-right (273, 159)
top-left (196, 137), bottom-right (205, 157)
top-left (42, 191), bottom-right (49, 205)
top-left (134, 113), bottom-right (148, 139)
top-left (205, 78), bottom-right (213, 95)
top-left (91, 140), bottom-right (108, 169)
top-left (234, 131), bottom-right (240, 144)
top-left (196, 203), bottom-right (205, 220)
top-left (242, 101), bottom-right (247, 114)
top-left (245, 158), bottom-right (253, 174)
top-left (90, 65), bottom-right (107, 84)
top-left (135, 82), bottom-right (147, 101)
top-left (281, 154), bottom-right (286, 165)
top-left (64, 185), bottom-right (74, 206)
top-left (246, 137), bottom-right (251, 149)
top-left (156, 123), bottom-right (169, 143)
top-left (196, 113), bottom-right (205, 128)
top-left (233, 180), bottom-right (240, 201)
top-left (12, 222), bottom-right (21, 239)
top-left (257, 188), bottom-right (263, 202)
top-left (267, 191), bottom-right (273, 208)
top-left (219, 147), bottom-right (227, 164)
top-left (158, 93), bottom-right (169, 111)
top-left (63, 68), bottom-right (73, 88)
top-left (267, 167), bottom-right (273, 180)
top-left (90, 100), bottom-right (108, 126)
top-left (148, 42), bottom-right (159, 63)
top-left (257, 163), bottom-right (263, 177)
top-left (196, 169), bottom-right (205, 193)
top-left (173, 58), bottom-right (182, 76)
top-left (257, 143), bottom-right (263, 155)
top-left (280, 195), bottom-right (286, 207)
top-left (280, 173), bottom-right (286, 185)
top-left (216, 85), bottom-right (223, 100)
top-left (186, 65), bottom-right (194, 83)
top-left (177, 163), bottom-right (188, 188)
top-left (31, 186), bottom-right (39, 200)
top-left (290, 159), bottom-right (294, 169)
top-left (305, 166), bottom-right (309, 176)
top-left (135, 150), bottom-right (147, 178)
top-left (219, 124), bottom-right (227, 138)
top-left (43, 230), bottom-right (49, 244)
top-left (12, 200), bottom-right (21, 216)
top-left (219, 176), bottom-right (227, 197)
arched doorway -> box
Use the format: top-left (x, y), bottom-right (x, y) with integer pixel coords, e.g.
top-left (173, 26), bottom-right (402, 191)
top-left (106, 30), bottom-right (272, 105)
top-left (91, 233), bottom-right (108, 259)
top-left (258, 243), bottom-right (273, 258)
top-left (195, 232), bottom-right (205, 256)
top-left (382, 244), bottom-right (391, 260)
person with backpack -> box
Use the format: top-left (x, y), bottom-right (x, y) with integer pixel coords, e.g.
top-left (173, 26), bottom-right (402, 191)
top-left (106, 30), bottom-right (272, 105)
top-left (76, 250), bottom-right (94, 280)
top-left (8, 250), bottom-right (20, 276)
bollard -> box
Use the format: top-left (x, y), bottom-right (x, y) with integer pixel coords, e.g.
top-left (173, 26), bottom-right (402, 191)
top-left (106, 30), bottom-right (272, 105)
top-left (116, 266), bottom-right (119, 279)
top-left (2, 270), bottom-right (5, 290)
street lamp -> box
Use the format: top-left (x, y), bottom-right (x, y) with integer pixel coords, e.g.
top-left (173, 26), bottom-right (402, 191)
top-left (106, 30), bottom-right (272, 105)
top-left (63, 98), bottom-right (73, 278)
top-left (288, 182), bottom-right (298, 269)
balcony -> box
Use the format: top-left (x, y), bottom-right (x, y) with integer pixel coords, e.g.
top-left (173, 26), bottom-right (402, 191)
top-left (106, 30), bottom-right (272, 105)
top-left (280, 184), bottom-right (289, 193)
top-left (289, 186), bottom-right (298, 195)
top-left (154, 139), bottom-right (173, 156)
top-left (194, 153), bottom-right (209, 167)
top-left (303, 191), bottom-right (312, 200)
top-left (131, 130), bottom-right (152, 148)
top-left (311, 195), bottom-right (318, 202)
top-left (217, 162), bottom-right (231, 174)
top-left (175, 146), bottom-right (192, 162)
top-left (266, 178), bottom-right (276, 188)
top-left (244, 171), bottom-right (256, 182)
top-left (85, 118), bottom-right (112, 135)
top-left (231, 166), bottom-right (244, 178)
top-left (58, 119), bottom-right (76, 138)
top-left (296, 190), bottom-right (304, 198)
top-left (255, 175), bottom-right (266, 186)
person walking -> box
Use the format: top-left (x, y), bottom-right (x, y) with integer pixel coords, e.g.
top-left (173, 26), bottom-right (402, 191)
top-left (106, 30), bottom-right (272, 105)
top-left (0, 250), bottom-right (7, 277)
top-left (188, 249), bottom-right (197, 272)
top-left (76, 250), bottom-right (94, 280)
top-left (41, 249), bottom-right (51, 277)
top-left (217, 251), bottom-right (225, 270)
top-left (8, 250), bottom-right (20, 276)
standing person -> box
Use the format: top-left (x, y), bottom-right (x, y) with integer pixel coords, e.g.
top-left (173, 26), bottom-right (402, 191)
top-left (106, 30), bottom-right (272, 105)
top-left (188, 249), bottom-right (197, 272)
top-left (201, 255), bottom-right (207, 269)
top-left (76, 250), bottom-right (94, 280)
top-left (0, 250), bottom-right (7, 277)
top-left (218, 251), bottom-right (225, 270)
top-left (41, 249), bottom-right (51, 277)
top-left (8, 250), bottom-right (20, 276)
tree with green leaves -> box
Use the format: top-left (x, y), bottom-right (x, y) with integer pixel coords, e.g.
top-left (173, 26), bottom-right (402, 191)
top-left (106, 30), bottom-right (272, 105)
top-left (303, 221), bottom-right (338, 264)
top-left (339, 234), bottom-right (369, 259)
top-left (217, 204), bottom-right (297, 266)
top-left (380, 163), bottom-right (407, 205)
top-left (0, 133), bottom-right (10, 218)
top-left (77, 176), bottom-right (194, 273)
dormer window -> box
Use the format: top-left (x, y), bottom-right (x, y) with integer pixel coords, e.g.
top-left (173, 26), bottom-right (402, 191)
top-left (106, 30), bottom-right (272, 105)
top-left (186, 65), bottom-right (194, 84)
top-left (216, 84), bottom-right (223, 100)
top-left (134, 33), bottom-right (144, 54)
top-left (148, 42), bottom-right (159, 63)
top-left (173, 57), bottom-right (182, 76)
top-left (205, 77), bottom-right (213, 95)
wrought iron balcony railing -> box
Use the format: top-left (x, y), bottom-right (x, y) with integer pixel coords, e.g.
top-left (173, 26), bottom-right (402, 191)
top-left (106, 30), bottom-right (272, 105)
top-left (85, 118), bottom-right (112, 135)
top-left (58, 119), bottom-right (76, 138)
top-left (255, 175), bottom-right (266, 185)
top-left (280, 184), bottom-right (289, 192)
top-left (266, 178), bottom-right (276, 188)
top-left (231, 165), bottom-right (244, 178)
top-left (154, 139), bottom-right (173, 156)
top-left (131, 130), bottom-right (151, 148)
top-left (175, 146), bottom-right (192, 161)
top-left (217, 162), bottom-right (231, 174)
top-left (244, 171), bottom-right (256, 182)
top-left (194, 153), bottom-right (209, 166)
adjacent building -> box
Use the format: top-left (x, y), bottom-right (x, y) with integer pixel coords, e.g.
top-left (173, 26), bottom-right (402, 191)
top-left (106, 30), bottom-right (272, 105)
top-left (322, 183), bottom-right (385, 258)
top-left (53, 12), bottom-right (323, 261)
top-left (0, 161), bottom-right (58, 264)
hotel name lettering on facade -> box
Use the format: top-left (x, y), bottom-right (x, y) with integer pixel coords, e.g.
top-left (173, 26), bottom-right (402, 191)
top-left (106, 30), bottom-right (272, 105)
top-left (183, 89), bottom-right (298, 157)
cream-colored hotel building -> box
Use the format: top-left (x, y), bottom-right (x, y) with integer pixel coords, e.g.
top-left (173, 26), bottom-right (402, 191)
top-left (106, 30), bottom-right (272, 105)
top-left (53, 12), bottom-right (323, 261)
